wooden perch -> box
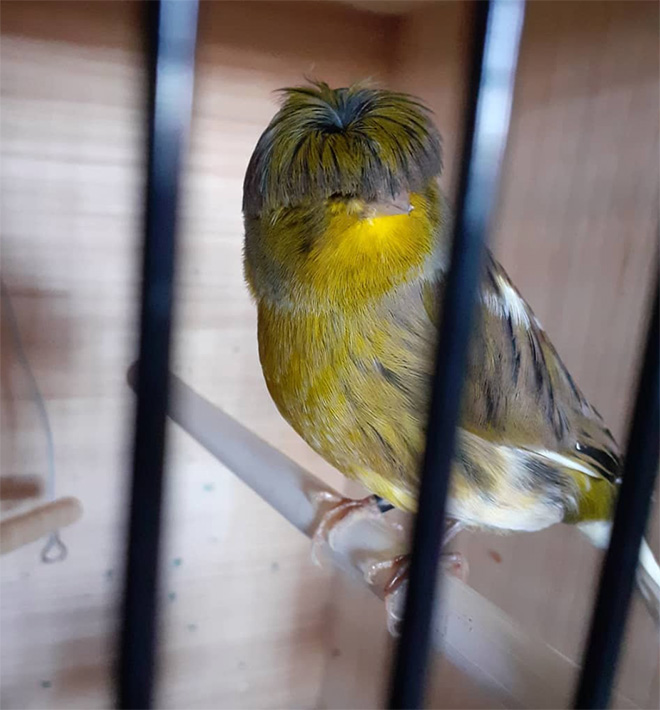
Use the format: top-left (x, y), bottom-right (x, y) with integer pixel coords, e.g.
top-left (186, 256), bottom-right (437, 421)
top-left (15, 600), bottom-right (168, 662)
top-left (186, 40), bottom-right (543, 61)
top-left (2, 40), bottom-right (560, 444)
top-left (0, 497), bottom-right (83, 556)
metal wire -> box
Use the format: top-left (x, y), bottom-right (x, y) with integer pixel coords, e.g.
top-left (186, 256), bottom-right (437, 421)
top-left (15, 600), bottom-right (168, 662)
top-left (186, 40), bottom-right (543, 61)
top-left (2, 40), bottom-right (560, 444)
top-left (0, 280), bottom-right (68, 563)
top-left (388, 2), bottom-right (525, 707)
top-left (117, 1), bottom-right (199, 707)
top-left (574, 278), bottom-right (659, 709)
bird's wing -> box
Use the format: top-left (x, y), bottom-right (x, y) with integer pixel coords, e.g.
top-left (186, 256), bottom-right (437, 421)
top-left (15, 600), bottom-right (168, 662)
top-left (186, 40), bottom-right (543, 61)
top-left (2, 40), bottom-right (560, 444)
top-left (421, 253), bottom-right (621, 484)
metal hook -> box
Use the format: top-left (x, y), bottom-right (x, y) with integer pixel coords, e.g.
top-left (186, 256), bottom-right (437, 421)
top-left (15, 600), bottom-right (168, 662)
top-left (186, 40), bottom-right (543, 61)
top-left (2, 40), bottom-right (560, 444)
top-left (41, 532), bottom-right (68, 564)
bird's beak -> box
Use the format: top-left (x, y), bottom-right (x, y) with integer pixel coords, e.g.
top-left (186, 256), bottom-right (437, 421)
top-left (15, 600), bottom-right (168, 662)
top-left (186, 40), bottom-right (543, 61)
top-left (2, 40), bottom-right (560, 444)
top-left (362, 192), bottom-right (413, 219)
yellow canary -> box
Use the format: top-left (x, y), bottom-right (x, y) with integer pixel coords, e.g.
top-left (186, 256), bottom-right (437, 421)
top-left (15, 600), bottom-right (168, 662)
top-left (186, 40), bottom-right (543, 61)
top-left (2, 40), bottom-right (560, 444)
top-left (243, 81), bottom-right (659, 618)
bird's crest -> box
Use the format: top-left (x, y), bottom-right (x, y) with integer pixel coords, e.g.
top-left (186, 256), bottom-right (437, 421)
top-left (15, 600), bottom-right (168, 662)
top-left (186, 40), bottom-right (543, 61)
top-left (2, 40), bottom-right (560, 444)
top-left (243, 81), bottom-right (442, 214)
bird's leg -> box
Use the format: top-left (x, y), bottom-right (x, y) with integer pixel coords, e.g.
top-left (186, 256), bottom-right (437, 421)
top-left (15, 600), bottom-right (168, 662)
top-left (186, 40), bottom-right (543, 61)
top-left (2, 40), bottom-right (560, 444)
top-left (364, 519), bottom-right (467, 635)
top-left (308, 491), bottom-right (394, 565)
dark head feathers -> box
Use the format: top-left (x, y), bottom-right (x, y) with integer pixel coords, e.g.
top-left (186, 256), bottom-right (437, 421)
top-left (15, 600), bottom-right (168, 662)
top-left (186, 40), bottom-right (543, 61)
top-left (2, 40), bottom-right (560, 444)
top-left (243, 81), bottom-right (443, 215)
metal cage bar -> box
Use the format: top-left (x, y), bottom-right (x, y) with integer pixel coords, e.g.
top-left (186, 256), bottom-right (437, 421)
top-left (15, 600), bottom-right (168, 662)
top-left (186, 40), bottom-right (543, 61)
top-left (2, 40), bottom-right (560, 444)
top-left (117, 1), bottom-right (199, 707)
top-left (388, 2), bottom-right (525, 707)
top-left (574, 280), bottom-right (659, 709)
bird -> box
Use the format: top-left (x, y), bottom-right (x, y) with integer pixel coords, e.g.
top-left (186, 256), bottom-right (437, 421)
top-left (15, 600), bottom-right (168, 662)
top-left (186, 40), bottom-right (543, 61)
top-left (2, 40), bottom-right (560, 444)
top-left (242, 80), bottom-right (660, 630)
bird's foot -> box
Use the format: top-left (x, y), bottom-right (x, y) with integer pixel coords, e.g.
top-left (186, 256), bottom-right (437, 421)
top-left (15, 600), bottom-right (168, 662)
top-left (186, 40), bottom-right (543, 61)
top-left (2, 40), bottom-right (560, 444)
top-left (364, 546), bottom-right (468, 636)
top-left (309, 491), bottom-right (387, 565)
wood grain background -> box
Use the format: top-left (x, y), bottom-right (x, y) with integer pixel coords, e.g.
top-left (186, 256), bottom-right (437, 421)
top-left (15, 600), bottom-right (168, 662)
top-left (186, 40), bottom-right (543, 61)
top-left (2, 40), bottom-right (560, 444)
top-left (1, 2), bottom-right (658, 708)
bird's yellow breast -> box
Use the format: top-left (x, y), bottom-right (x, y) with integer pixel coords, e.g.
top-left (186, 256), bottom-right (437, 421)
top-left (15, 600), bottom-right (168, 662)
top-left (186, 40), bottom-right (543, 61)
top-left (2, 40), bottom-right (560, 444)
top-left (256, 294), bottom-right (425, 510)
top-left (257, 302), bottom-right (364, 465)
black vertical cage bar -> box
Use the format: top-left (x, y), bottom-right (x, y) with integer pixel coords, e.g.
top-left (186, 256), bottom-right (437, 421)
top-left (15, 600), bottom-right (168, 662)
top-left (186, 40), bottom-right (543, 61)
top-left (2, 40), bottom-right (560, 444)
top-left (388, 1), bottom-right (525, 707)
top-left (574, 280), bottom-right (659, 710)
top-left (117, 1), bottom-right (199, 708)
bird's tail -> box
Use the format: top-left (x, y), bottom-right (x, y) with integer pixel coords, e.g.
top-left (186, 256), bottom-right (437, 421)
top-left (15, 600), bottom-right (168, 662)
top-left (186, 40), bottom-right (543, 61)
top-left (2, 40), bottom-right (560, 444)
top-left (578, 521), bottom-right (660, 623)
top-left (636, 538), bottom-right (660, 622)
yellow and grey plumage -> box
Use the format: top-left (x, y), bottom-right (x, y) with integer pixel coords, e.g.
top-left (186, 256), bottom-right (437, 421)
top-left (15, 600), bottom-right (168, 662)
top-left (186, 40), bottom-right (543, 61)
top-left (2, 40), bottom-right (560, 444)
top-left (243, 81), bottom-right (659, 613)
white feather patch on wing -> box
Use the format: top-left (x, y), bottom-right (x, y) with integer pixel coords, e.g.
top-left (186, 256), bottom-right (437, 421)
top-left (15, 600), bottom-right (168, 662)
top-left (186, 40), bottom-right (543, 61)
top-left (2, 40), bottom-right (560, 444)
top-left (535, 449), bottom-right (601, 479)
top-left (482, 275), bottom-right (531, 328)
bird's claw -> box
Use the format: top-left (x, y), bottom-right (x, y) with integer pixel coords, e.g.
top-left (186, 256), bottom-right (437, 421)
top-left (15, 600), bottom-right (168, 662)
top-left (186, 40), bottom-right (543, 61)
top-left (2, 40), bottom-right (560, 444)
top-left (364, 551), bottom-right (469, 636)
top-left (309, 492), bottom-right (383, 566)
